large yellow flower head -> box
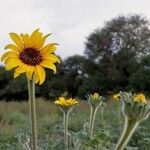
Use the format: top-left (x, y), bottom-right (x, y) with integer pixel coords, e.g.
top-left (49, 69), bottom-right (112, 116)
top-left (55, 97), bottom-right (78, 108)
top-left (1, 29), bottom-right (60, 84)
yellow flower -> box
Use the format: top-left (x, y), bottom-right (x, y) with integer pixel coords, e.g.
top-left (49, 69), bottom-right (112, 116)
top-left (55, 97), bottom-right (78, 108)
top-left (133, 93), bottom-right (146, 104)
top-left (1, 29), bottom-right (60, 84)
top-left (90, 93), bottom-right (100, 99)
top-left (113, 93), bottom-right (120, 100)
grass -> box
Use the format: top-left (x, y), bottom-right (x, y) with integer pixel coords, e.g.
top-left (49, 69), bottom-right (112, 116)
top-left (0, 98), bottom-right (149, 150)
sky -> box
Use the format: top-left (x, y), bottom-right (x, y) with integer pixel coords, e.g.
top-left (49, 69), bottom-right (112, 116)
top-left (0, 0), bottom-right (150, 59)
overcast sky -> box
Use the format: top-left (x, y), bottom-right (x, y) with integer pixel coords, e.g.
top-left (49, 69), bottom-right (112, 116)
top-left (0, 0), bottom-right (150, 59)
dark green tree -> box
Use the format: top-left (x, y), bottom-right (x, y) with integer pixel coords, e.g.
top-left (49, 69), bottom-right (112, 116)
top-left (84, 14), bottom-right (150, 91)
top-left (85, 15), bottom-right (150, 60)
top-left (129, 55), bottom-right (150, 92)
top-left (61, 55), bottom-right (87, 97)
top-left (0, 66), bottom-right (28, 101)
top-left (39, 65), bottom-right (65, 100)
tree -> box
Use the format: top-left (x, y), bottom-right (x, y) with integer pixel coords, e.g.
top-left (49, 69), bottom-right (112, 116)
top-left (39, 65), bottom-right (65, 100)
top-left (85, 15), bottom-right (150, 61)
top-left (0, 66), bottom-right (29, 101)
top-left (84, 14), bottom-right (150, 91)
top-left (61, 55), bottom-right (87, 97)
top-left (129, 55), bottom-right (150, 92)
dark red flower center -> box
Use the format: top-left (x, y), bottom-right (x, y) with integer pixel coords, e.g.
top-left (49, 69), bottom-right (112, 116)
top-left (19, 48), bottom-right (42, 66)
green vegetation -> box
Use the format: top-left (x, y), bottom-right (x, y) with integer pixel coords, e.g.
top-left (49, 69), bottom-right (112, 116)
top-left (0, 98), bottom-right (149, 149)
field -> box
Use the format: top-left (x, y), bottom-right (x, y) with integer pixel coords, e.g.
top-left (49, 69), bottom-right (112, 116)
top-left (0, 98), bottom-right (150, 150)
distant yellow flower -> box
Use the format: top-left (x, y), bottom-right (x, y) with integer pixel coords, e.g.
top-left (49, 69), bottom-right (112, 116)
top-left (88, 93), bottom-right (104, 108)
top-left (1, 29), bottom-right (60, 84)
top-left (133, 93), bottom-right (146, 104)
top-left (113, 93), bottom-right (120, 100)
top-left (55, 97), bottom-right (78, 108)
top-left (90, 93), bottom-right (100, 100)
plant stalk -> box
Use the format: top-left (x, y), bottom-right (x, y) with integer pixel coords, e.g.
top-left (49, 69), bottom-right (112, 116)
top-left (118, 103), bottom-right (122, 131)
top-left (89, 106), bottom-right (98, 139)
top-left (101, 107), bottom-right (104, 127)
top-left (28, 78), bottom-right (37, 150)
top-left (63, 110), bottom-right (69, 150)
top-left (115, 117), bottom-right (139, 150)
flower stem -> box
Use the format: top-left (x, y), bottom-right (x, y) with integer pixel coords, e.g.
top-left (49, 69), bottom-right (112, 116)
top-left (101, 107), bottom-right (104, 127)
top-left (115, 117), bottom-right (139, 150)
top-left (118, 103), bottom-right (122, 131)
top-left (28, 78), bottom-right (37, 150)
top-left (89, 106), bottom-right (98, 139)
top-left (63, 110), bottom-right (69, 150)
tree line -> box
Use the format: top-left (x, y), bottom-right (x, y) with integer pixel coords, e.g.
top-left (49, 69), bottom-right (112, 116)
top-left (0, 14), bottom-right (150, 101)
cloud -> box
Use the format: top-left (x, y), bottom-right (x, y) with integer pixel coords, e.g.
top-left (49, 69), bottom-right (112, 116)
top-left (0, 0), bottom-right (150, 58)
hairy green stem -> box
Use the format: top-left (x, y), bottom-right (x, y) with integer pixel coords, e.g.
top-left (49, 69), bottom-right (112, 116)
top-left (101, 107), bottom-right (104, 127)
top-left (89, 106), bottom-right (98, 139)
top-left (118, 104), bottom-right (122, 131)
top-left (28, 78), bottom-right (37, 150)
top-left (63, 110), bottom-right (69, 150)
top-left (115, 117), bottom-right (139, 150)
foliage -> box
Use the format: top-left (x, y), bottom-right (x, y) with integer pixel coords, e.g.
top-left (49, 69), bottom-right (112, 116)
top-left (85, 15), bottom-right (150, 60)
top-left (84, 14), bottom-right (150, 92)
top-left (0, 100), bottom-right (149, 149)
top-left (129, 55), bottom-right (150, 92)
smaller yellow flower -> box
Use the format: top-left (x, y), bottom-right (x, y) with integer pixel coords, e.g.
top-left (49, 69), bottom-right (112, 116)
top-left (88, 92), bottom-right (104, 108)
top-left (90, 93), bottom-right (100, 100)
top-left (55, 97), bottom-right (78, 108)
top-left (113, 93), bottom-right (120, 100)
top-left (133, 93), bottom-right (146, 104)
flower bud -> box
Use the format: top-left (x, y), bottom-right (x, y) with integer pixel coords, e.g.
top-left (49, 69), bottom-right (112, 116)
top-left (86, 93), bottom-right (105, 108)
top-left (120, 92), bottom-right (150, 121)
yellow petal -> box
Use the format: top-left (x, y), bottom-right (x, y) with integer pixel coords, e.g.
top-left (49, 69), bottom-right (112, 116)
top-left (14, 65), bottom-right (26, 78)
top-left (34, 74), bottom-right (40, 84)
top-left (31, 29), bottom-right (40, 37)
top-left (39, 33), bottom-right (51, 49)
top-left (9, 33), bottom-right (24, 49)
top-left (133, 93), bottom-right (146, 104)
top-left (55, 101), bottom-right (61, 105)
top-left (4, 44), bottom-right (20, 52)
top-left (59, 97), bottom-right (65, 101)
top-left (40, 60), bottom-right (56, 73)
top-left (35, 65), bottom-right (46, 84)
top-left (5, 62), bottom-right (19, 71)
top-left (4, 58), bottom-right (21, 71)
top-left (1, 51), bottom-right (18, 62)
top-left (20, 33), bottom-right (30, 48)
top-left (26, 66), bottom-right (34, 80)
top-left (41, 43), bottom-right (58, 54)
top-left (43, 54), bottom-right (60, 63)
top-left (30, 29), bottom-right (43, 49)
top-left (4, 58), bottom-right (22, 65)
